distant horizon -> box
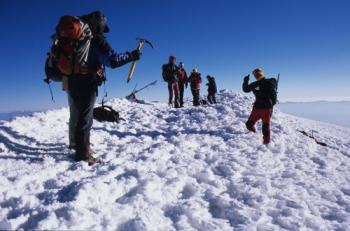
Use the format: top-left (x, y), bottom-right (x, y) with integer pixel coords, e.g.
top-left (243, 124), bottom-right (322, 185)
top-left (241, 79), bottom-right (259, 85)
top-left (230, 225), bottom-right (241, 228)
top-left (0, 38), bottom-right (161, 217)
top-left (279, 97), bottom-right (350, 103)
top-left (1, 92), bottom-right (349, 129)
top-left (0, 89), bottom-right (350, 114)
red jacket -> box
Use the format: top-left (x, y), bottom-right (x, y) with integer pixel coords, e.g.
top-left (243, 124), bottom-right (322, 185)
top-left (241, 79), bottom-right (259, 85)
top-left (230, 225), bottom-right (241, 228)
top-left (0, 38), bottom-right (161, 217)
top-left (188, 72), bottom-right (202, 90)
top-left (178, 68), bottom-right (188, 85)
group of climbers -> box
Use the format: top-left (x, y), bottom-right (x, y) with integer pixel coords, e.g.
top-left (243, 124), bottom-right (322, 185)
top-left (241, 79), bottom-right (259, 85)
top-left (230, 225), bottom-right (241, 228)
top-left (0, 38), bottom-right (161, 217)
top-left (44, 10), bottom-right (278, 165)
top-left (162, 56), bottom-right (217, 107)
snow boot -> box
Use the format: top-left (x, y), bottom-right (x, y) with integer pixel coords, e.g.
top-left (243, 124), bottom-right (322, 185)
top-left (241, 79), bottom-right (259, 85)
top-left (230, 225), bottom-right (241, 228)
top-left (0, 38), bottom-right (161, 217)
top-left (174, 98), bottom-right (180, 108)
top-left (74, 150), bottom-right (101, 166)
top-left (245, 120), bottom-right (256, 133)
top-left (75, 155), bottom-right (101, 166)
top-left (68, 144), bottom-right (76, 150)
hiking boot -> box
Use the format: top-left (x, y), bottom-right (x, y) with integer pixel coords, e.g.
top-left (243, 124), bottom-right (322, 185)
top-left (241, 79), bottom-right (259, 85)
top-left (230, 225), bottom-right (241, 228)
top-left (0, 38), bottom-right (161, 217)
top-left (68, 144), bottom-right (76, 150)
top-left (85, 156), bottom-right (101, 166)
top-left (74, 151), bottom-right (101, 166)
top-left (245, 120), bottom-right (256, 133)
top-left (75, 155), bottom-right (101, 166)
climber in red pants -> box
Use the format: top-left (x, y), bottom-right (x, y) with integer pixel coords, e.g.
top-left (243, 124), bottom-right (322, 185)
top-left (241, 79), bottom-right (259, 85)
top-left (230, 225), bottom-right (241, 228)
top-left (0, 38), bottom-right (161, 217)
top-left (242, 68), bottom-right (278, 144)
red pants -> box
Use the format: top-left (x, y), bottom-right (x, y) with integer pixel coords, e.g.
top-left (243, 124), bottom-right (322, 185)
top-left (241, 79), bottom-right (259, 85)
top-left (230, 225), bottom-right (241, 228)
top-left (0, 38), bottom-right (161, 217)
top-left (168, 82), bottom-right (180, 107)
top-left (246, 108), bottom-right (273, 144)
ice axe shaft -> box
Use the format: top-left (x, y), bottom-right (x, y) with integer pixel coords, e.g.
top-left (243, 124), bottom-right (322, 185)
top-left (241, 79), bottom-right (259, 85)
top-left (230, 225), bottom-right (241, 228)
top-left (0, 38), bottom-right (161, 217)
top-left (127, 42), bottom-right (144, 83)
top-left (134, 80), bottom-right (157, 94)
top-left (127, 38), bottom-right (154, 83)
top-left (126, 80), bottom-right (157, 100)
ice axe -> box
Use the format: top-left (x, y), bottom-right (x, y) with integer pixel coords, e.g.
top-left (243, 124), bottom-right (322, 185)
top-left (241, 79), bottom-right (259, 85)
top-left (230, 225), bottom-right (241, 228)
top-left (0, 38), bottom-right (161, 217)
top-left (127, 37), bottom-right (154, 83)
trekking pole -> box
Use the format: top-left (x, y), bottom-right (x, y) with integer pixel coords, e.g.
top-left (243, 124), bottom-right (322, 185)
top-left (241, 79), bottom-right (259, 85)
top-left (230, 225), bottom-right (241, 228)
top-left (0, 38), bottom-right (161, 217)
top-left (44, 78), bottom-right (55, 102)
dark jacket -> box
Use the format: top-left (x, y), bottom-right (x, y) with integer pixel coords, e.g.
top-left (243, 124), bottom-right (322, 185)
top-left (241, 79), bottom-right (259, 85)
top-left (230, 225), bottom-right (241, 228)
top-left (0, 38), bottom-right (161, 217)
top-left (162, 63), bottom-right (179, 83)
top-left (242, 78), bottom-right (277, 109)
top-left (188, 72), bottom-right (202, 90)
top-left (207, 77), bottom-right (217, 94)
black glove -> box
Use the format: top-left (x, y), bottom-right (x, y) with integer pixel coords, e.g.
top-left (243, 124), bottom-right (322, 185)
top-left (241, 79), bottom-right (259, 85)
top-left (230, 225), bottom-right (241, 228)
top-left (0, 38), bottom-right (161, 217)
top-left (128, 49), bottom-right (141, 61)
top-left (244, 74), bottom-right (250, 82)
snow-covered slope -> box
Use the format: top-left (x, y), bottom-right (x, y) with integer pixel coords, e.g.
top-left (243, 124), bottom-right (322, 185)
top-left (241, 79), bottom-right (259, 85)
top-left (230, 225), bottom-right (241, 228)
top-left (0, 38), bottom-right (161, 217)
top-left (0, 91), bottom-right (349, 230)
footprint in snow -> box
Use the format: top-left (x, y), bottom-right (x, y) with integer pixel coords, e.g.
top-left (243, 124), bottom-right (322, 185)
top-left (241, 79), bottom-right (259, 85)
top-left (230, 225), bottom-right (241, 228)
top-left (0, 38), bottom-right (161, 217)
top-left (181, 183), bottom-right (197, 199)
top-left (115, 186), bottom-right (140, 204)
top-left (311, 157), bottom-right (327, 169)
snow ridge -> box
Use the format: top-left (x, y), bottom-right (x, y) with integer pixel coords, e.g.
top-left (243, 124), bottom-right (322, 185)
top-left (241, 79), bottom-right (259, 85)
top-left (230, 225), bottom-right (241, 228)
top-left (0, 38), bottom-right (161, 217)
top-left (0, 91), bottom-right (350, 230)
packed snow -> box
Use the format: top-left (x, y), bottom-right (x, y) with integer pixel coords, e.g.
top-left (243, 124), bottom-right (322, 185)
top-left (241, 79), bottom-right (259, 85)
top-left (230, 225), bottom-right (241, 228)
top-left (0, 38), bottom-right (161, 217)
top-left (0, 90), bottom-right (350, 230)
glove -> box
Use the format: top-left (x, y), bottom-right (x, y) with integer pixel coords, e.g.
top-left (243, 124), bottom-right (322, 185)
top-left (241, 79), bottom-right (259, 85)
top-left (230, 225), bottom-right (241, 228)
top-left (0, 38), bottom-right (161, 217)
top-left (128, 49), bottom-right (141, 61)
top-left (244, 74), bottom-right (250, 82)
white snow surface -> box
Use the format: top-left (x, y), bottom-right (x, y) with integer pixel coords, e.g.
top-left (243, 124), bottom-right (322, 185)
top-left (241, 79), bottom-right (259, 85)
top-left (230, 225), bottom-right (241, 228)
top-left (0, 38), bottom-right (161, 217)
top-left (0, 90), bottom-right (350, 230)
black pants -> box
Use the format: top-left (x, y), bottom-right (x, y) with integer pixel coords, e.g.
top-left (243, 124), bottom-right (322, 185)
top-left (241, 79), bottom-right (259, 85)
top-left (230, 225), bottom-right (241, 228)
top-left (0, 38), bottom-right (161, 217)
top-left (68, 77), bottom-right (96, 159)
top-left (179, 83), bottom-right (185, 107)
top-left (191, 89), bottom-right (200, 106)
top-left (207, 93), bottom-right (216, 104)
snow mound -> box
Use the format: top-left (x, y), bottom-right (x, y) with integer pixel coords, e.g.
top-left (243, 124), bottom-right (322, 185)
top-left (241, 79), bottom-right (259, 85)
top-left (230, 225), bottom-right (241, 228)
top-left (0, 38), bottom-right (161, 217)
top-left (0, 91), bottom-right (350, 230)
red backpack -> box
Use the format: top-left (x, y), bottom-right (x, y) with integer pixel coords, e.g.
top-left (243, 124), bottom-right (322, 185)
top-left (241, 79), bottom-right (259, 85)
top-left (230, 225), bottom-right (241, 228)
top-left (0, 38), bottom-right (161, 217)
top-left (45, 15), bottom-right (93, 81)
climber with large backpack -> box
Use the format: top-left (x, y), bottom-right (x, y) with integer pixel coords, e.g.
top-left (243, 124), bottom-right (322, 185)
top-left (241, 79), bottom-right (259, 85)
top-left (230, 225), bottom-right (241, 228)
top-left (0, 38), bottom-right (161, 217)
top-left (242, 68), bottom-right (278, 144)
top-left (45, 11), bottom-right (141, 165)
top-left (162, 56), bottom-right (180, 108)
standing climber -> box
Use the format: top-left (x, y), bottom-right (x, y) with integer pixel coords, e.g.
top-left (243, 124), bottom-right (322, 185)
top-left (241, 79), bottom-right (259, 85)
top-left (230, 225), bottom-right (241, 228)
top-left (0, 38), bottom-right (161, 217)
top-left (206, 75), bottom-right (217, 104)
top-left (162, 56), bottom-right (180, 108)
top-left (188, 68), bottom-right (202, 106)
top-left (178, 62), bottom-right (188, 107)
top-left (45, 11), bottom-right (141, 165)
top-left (242, 68), bottom-right (277, 144)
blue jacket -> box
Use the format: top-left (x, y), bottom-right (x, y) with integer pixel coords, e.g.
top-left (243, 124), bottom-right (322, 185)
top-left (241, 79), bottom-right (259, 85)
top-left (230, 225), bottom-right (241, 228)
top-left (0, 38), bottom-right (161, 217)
top-left (88, 34), bottom-right (132, 70)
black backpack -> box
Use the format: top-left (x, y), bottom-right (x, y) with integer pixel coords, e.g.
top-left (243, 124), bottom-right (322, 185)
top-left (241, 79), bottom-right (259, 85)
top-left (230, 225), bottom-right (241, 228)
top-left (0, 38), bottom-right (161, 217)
top-left (162, 64), bottom-right (168, 82)
top-left (162, 64), bottom-right (178, 82)
top-left (79, 11), bottom-right (110, 35)
top-left (266, 78), bottom-right (278, 105)
top-left (93, 102), bottom-right (125, 123)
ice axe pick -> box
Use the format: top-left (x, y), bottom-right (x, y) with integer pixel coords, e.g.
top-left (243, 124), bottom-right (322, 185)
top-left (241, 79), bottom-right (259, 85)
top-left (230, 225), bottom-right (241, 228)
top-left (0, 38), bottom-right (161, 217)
top-left (127, 37), bottom-right (154, 83)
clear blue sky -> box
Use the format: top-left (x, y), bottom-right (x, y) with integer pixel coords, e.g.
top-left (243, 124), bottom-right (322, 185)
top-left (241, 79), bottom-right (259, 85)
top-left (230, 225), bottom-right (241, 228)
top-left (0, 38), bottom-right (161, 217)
top-left (0, 0), bottom-right (349, 112)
